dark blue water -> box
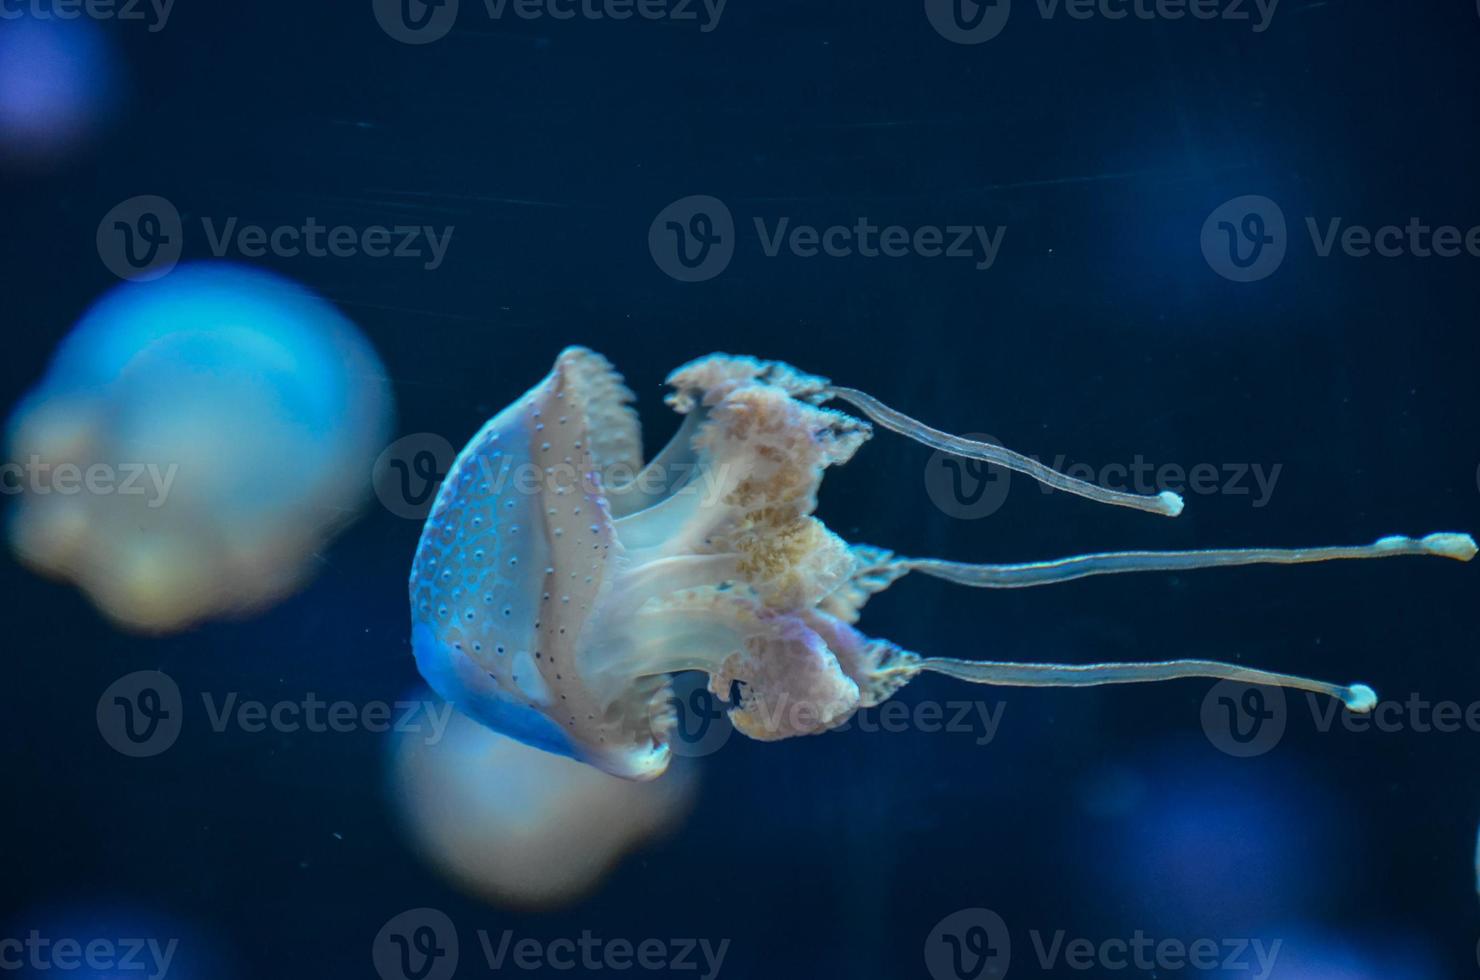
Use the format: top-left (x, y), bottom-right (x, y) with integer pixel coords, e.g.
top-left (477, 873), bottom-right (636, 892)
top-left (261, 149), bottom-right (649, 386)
top-left (4, 2), bottom-right (1480, 977)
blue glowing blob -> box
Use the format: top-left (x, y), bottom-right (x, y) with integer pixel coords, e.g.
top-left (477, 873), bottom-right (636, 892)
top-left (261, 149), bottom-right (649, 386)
top-left (7, 261), bottom-right (394, 631)
top-left (0, 899), bottom-right (238, 980)
top-left (1080, 742), bottom-right (1357, 932)
top-left (0, 16), bottom-right (119, 163)
top-left (1233, 926), bottom-right (1442, 980)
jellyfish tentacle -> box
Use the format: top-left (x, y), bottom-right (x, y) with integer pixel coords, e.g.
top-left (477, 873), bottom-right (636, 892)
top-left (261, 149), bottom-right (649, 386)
top-left (825, 385), bottom-right (1184, 518)
top-left (414, 348), bottom-right (1477, 777)
top-left (889, 532), bottom-right (1478, 589)
top-left (606, 410), bottom-right (705, 517)
top-left (915, 656), bottom-right (1378, 713)
top-left (818, 545), bottom-right (910, 623)
top-left (617, 554), bottom-right (745, 609)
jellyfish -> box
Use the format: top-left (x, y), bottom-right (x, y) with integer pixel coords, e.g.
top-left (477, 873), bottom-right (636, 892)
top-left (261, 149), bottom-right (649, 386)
top-left (0, 15), bottom-right (120, 166)
top-left (388, 692), bottom-right (694, 908)
top-left (0, 899), bottom-right (238, 980)
top-left (7, 262), bottom-right (394, 632)
top-left (409, 347), bottom-right (1475, 779)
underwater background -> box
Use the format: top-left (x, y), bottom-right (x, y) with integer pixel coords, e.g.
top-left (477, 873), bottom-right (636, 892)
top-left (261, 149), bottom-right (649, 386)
top-left (3, 1), bottom-right (1480, 977)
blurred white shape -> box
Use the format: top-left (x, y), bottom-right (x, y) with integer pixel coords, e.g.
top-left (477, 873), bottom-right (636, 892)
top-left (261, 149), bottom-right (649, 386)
top-left (1082, 744), bottom-right (1355, 932)
top-left (1239, 926), bottom-right (1441, 980)
top-left (6, 262), bottom-right (393, 632)
top-left (0, 15), bottom-right (120, 165)
top-left (388, 697), bottom-right (696, 909)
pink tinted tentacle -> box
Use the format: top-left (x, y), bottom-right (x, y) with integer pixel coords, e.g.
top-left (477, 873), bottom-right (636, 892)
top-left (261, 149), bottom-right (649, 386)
top-left (917, 656), bottom-right (1377, 713)
top-left (825, 385), bottom-right (1184, 518)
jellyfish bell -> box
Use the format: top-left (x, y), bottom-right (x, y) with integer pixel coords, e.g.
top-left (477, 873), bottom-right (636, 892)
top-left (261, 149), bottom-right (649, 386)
top-left (387, 693), bottom-right (695, 909)
top-left (410, 347), bottom-right (1476, 780)
top-left (7, 262), bottom-right (394, 632)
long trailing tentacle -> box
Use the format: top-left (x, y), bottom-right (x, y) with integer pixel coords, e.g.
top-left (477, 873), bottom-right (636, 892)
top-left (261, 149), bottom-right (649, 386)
top-left (813, 379), bottom-right (1475, 720)
top-left (891, 532), bottom-right (1477, 589)
top-left (840, 533), bottom-right (1475, 715)
top-left (826, 385), bottom-right (1184, 518)
top-left (857, 633), bottom-right (1378, 712)
top-left (913, 656), bottom-right (1378, 712)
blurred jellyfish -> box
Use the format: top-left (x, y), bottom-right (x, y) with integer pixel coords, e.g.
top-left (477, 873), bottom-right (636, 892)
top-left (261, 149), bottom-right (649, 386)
top-left (1080, 745), bottom-right (1354, 932)
top-left (5, 262), bottom-right (394, 632)
top-left (0, 16), bottom-right (120, 165)
top-left (1232, 926), bottom-right (1442, 980)
top-left (0, 899), bottom-right (237, 980)
top-left (388, 694), bottom-right (695, 909)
